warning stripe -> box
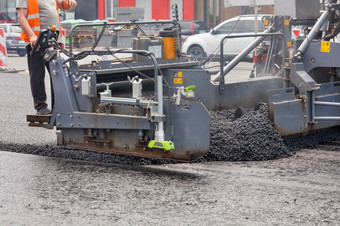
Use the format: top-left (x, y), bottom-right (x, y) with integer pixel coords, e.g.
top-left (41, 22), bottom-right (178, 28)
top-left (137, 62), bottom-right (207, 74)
top-left (0, 29), bottom-right (5, 55)
top-left (0, 44), bottom-right (5, 56)
top-left (0, 45), bottom-right (6, 57)
top-left (0, 28), bottom-right (7, 66)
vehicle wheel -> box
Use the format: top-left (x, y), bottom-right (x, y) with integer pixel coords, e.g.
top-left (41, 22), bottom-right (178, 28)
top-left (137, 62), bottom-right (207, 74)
top-left (187, 45), bottom-right (206, 58)
top-left (17, 49), bottom-right (26, 57)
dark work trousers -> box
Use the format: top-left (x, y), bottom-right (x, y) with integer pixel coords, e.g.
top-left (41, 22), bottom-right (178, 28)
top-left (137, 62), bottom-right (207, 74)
top-left (25, 44), bottom-right (52, 111)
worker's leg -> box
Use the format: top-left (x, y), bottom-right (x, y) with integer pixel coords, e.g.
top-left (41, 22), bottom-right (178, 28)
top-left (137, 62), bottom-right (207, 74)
top-left (26, 44), bottom-right (48, 111)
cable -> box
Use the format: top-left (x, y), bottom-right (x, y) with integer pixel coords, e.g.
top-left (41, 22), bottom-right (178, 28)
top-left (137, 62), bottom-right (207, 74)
top-left (130, 20), bottom-right (148, 37)
top-left (324, 22), bottom-right (340, 41)
top-left (92, 22), bottom-right (108, 51)
top-left (106, 48), bottom-right (155, 82)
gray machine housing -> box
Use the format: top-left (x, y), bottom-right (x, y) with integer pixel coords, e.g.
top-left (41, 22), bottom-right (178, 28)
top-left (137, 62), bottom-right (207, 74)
top-left (274, 0), bottom-right (320, 19)
top-left (27, 1), bottom-right (340, 160)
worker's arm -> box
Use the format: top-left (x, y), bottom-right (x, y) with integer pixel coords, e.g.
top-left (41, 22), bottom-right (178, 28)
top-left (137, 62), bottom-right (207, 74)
top-left (57, 0), bottom-right (77, 9)
top-left (17, 8), bottom-right (37, 48)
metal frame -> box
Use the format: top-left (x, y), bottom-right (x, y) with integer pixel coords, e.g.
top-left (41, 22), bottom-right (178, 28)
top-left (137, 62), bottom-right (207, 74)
top-left (218, 32), bottom-right (286, 93)
top-left (68, 20), bottom-right (178, 54)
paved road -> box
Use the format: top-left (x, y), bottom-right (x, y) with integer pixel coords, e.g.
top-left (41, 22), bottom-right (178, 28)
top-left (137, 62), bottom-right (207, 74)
top-left (0, 149), bottom-right (339, 225)
top-left (0, 55), bottom-right (339, 225)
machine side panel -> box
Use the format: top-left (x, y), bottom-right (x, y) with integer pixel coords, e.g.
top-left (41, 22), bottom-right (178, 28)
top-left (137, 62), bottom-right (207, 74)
top-left (303, 42), bottom-right (340, 72)
top-left (56, 112), bottom-right (150, 130)
top-left (269, 100), bottom-right (306, 136)
top-left (50, 58), bottom-right (79, 113)
top-left (164, 69), bottom-right (283, 110)
top-left (164, 100), bottom-right (210, 159)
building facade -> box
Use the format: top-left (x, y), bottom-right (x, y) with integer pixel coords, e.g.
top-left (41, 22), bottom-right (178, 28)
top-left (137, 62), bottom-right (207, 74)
top-left (0, 0), bottom-right (273, 28)
top-left (99, 0), bottom-right (273, 28)
top-left (98, 0), bottom-right (195, 21)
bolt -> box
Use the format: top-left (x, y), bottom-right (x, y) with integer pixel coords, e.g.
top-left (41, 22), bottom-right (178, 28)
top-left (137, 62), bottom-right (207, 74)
top-left (70, 115), bottom-right (73, 119)
top-left (57, 122), bottom-right (61, 126)
top-left (70, 123), bottom-right (73, 127)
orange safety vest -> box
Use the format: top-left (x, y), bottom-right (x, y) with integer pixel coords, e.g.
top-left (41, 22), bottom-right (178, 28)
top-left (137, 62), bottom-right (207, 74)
top-left (21, 0), bottom-right (63, 41)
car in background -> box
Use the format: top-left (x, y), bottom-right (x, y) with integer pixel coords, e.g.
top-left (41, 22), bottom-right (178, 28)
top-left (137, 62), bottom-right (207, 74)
top-left (179, 20), bottom-right (209, 37)
top-left (0, 13), bottom-right (16, 23)
top-left (0, 24), bottom-right (26, 56)
top-left (182, 14), bottom-right (269, 59)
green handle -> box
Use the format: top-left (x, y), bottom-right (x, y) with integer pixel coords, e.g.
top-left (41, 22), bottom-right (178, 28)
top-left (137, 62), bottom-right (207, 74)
top-left (185, 85), bottom-right (196, 93)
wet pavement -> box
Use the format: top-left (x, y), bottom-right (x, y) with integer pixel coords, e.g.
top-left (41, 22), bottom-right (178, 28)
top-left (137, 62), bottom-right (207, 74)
top-left (0, 55), bottom-right (339, 225)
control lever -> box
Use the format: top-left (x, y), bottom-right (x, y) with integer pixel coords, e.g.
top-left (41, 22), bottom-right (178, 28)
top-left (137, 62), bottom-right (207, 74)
top-left (30, 26), bottom-right (59, 56)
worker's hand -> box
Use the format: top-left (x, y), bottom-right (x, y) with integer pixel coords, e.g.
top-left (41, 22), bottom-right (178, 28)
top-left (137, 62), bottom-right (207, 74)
top-left (29, 34), bottom-right (40, 51)
top-left (57, 0), bottom-right (77, 9)
top-left (69, 0), bottom-right (77, 8)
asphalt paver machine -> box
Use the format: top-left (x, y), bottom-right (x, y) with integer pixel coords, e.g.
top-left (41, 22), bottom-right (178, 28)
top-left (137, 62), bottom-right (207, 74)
top-left (27, 0), bottom-right (340, 160)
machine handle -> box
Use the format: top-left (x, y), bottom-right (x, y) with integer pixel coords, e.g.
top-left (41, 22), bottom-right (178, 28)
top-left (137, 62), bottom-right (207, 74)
top-left (30, 26), bottom-right (59, 56)
top-left (185, 85), bottom-right (196, 93)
